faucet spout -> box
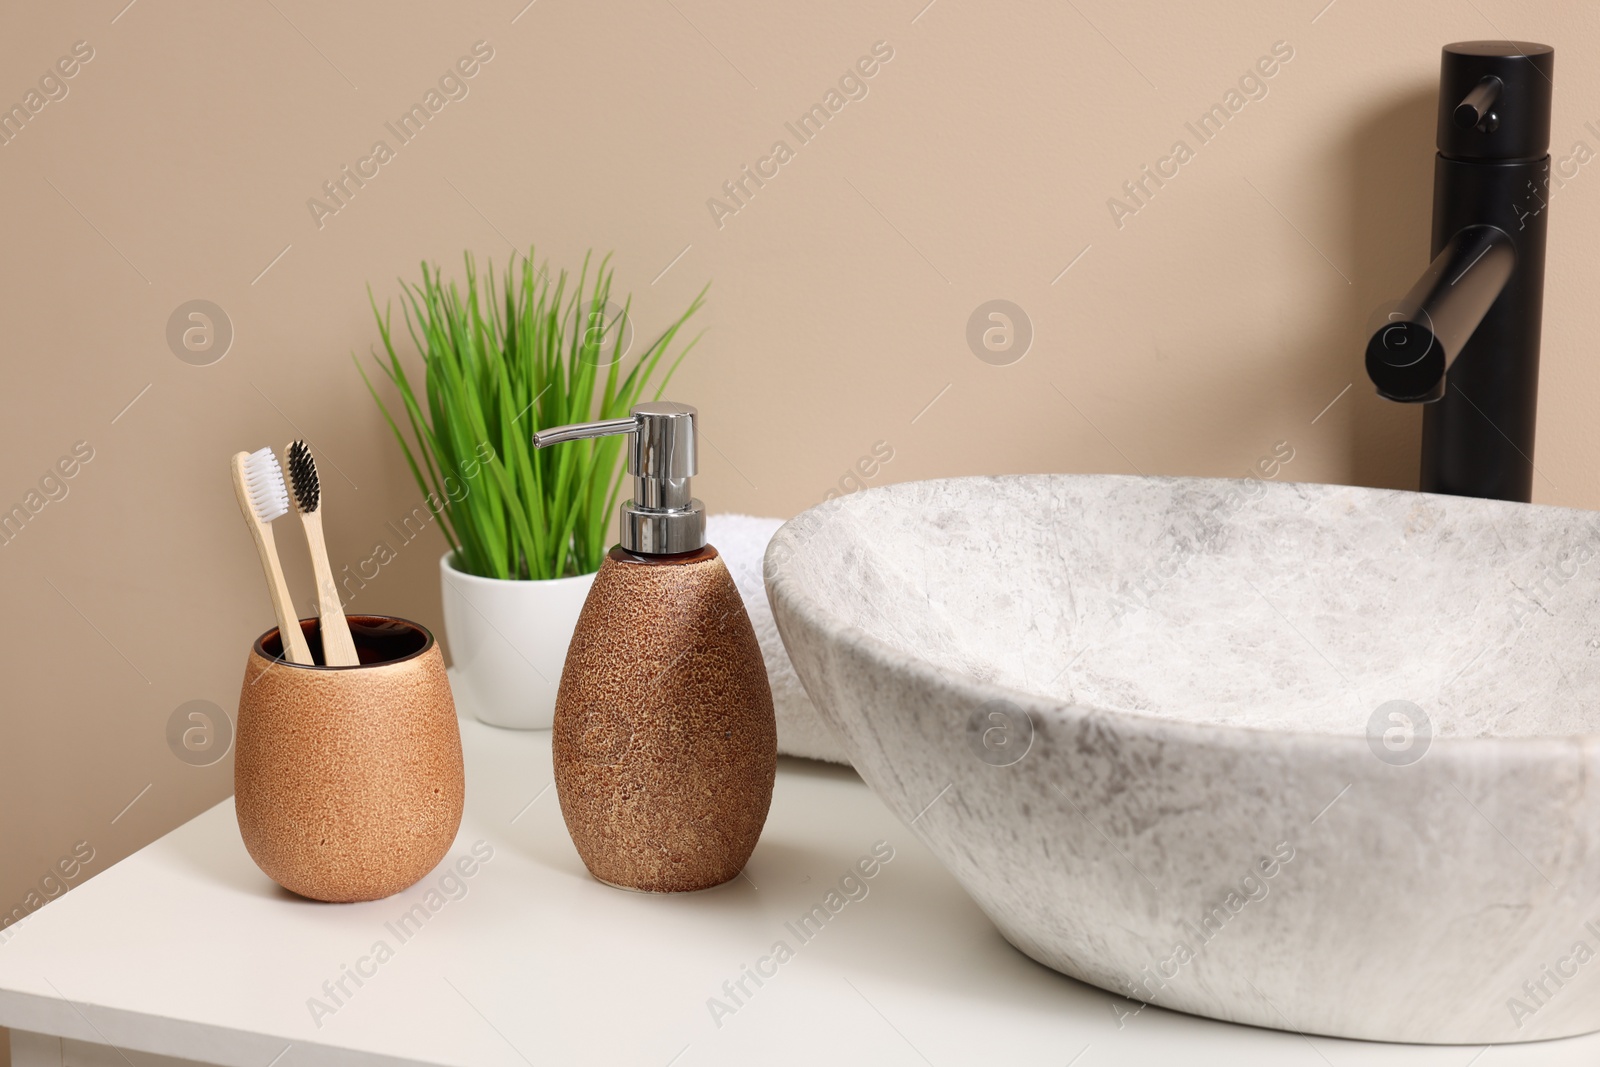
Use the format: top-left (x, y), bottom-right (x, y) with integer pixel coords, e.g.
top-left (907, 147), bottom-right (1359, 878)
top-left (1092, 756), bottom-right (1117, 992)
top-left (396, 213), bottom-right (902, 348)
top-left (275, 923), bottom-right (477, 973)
top-left (1365, 224), bottom-right (1515, 403)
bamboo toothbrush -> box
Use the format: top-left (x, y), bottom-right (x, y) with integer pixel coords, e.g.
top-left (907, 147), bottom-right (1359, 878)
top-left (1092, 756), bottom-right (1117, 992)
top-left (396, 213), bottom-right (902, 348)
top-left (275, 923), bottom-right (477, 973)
top-left (231, 447), bottom-right (314, 666)
top-left (285, 439), bottom-right (359, 667)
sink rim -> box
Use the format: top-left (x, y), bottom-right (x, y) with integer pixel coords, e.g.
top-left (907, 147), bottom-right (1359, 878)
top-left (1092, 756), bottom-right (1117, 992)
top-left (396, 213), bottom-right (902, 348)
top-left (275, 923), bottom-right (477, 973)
top-left (765, 471), bottom-right (1600, 750)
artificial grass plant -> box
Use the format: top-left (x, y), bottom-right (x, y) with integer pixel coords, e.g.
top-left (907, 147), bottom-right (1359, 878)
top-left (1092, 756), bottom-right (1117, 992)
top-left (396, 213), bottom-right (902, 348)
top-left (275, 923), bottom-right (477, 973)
top-left (358, 249), bottom-right (706, 580)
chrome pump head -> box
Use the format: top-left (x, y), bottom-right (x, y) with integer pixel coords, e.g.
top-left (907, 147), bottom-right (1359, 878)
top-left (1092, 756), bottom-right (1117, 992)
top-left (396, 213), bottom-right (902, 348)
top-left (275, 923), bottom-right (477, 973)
top-left (531, 401), bottom-right (704, 555)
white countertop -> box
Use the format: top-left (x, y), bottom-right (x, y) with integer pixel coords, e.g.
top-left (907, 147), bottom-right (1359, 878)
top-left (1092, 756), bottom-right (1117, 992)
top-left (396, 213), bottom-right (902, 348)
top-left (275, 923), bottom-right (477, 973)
top-left (2, 712), bottom-right (1597, 1067)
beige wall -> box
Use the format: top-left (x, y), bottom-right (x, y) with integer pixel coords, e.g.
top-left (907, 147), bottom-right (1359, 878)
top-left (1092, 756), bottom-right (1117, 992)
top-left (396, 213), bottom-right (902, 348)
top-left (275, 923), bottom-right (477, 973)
top-left (1, 0), bottom-right (1596, 961)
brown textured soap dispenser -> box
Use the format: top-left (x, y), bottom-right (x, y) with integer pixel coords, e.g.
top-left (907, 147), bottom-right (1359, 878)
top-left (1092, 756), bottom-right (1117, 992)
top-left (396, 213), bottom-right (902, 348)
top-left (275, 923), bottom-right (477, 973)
top-left (532, 402), bottom-right (776, 892)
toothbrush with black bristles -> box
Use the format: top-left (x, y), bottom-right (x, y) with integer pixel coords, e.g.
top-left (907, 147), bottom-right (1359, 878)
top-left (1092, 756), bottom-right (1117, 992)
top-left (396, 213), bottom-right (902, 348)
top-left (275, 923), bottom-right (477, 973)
top-left (285, 440), bottom-right (360, 667)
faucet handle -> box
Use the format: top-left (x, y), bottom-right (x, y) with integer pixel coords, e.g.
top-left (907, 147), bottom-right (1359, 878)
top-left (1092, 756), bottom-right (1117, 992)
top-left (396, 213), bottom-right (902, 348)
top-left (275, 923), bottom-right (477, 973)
top-left (1452, 75), bottom-right (1502, 131)
top-left (1437, 42), bottom-right (1552, 162)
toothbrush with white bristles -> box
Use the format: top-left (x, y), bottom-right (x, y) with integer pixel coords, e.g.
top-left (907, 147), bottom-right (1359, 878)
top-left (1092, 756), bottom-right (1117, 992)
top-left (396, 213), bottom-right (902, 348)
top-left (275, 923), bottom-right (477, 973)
top-left (285, 440), bottom-right (359, 667)
top-left (231, 447), bottom-right (314, 666)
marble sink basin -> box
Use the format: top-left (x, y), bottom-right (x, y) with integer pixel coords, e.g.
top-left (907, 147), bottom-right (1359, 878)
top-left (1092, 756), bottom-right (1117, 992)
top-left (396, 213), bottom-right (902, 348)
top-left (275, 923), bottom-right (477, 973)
top-left (764, 474), bottom-right (1600, 1044)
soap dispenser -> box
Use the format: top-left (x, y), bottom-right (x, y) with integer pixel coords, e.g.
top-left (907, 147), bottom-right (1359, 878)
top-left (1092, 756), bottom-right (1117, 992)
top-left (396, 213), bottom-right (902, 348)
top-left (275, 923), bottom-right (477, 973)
top-left (532, 401), bottom-right (776, 892)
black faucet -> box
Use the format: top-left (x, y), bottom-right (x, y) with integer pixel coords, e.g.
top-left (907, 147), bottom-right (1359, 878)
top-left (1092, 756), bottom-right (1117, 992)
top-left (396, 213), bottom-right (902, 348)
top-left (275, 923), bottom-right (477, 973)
top-left (1365, 41), bottom-right (1553, 503)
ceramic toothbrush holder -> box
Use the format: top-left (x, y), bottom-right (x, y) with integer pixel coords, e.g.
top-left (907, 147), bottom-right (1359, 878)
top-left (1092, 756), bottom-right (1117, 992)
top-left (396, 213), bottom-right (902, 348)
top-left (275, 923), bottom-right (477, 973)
top-left (234, 615), bottom-right (464, 903)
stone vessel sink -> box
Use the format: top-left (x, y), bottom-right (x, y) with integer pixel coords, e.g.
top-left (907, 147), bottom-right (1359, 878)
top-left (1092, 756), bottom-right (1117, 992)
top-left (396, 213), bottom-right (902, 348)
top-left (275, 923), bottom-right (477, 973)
top-left (764, 474), bottom-right (1600, 1044)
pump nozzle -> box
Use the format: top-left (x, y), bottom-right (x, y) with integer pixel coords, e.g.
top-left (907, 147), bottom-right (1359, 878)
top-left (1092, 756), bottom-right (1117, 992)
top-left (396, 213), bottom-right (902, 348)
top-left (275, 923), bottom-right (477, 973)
top-left (533, 401), bottom-right (705, 555)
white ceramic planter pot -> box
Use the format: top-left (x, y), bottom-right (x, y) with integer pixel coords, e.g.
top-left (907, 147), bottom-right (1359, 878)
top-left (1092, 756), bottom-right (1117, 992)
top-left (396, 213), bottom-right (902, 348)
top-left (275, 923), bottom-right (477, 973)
top-left (439, 551), bottom-right (596, 730)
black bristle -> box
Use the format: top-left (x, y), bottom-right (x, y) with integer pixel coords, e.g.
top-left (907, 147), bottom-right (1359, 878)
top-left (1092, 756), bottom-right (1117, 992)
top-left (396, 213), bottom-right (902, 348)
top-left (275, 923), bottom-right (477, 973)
top-left (286, 440), bottom-right (320, 513)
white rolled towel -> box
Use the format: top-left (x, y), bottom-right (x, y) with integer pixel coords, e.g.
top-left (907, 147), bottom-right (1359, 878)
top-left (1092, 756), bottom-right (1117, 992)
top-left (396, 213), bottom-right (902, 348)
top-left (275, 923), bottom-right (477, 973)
top-left (706, 513), bottom-right (851, 765)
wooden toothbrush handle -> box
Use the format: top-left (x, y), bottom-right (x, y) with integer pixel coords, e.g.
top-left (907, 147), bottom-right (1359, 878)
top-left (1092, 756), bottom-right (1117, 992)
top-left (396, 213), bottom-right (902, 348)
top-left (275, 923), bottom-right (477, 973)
top-left (301, 510), bottom-right (359, 667)
top-left (253, 521), bottom-right (314, 665)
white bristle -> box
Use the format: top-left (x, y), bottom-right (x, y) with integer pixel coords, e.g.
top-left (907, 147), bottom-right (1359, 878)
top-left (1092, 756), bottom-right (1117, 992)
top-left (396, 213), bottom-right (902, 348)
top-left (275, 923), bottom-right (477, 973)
top-left (242, 446), bottom-right (290, 523)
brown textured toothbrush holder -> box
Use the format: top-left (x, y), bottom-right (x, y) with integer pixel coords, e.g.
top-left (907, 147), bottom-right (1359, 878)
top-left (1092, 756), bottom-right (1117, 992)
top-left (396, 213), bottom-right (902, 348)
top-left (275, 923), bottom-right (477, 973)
top-left (235, 615), bottom-right (464, 903)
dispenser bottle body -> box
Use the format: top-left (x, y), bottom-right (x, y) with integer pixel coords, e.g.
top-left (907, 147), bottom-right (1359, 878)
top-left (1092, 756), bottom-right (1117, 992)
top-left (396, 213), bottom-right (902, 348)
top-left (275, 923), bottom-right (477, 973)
top-left (552, 545), bottom-right (777, 892)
